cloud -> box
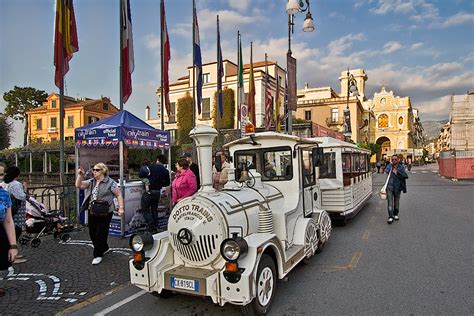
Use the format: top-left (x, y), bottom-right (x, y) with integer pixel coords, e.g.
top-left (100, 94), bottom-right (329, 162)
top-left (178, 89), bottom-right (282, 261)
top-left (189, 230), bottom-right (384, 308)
top-left (382, 41), bottom-right (402, 54)
top-left (143, 33), bottom-right (160, 50)
top-left (327, 33), bottom-right (366, 56)
top-left (368, 0), bottom-right (440, 24)
top-left (228, 0), bottom-right (249, 12)
top-left (410, 42), bottom-right (423, 50)
top-left (416, 95), bottom-right (452, 121)
top-left (442, 12), bottom-right (474, 28)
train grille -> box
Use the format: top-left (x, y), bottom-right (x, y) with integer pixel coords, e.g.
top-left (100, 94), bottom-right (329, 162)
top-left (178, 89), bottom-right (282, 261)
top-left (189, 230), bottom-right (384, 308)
top-left (171, 233), bottom-right (220, 264)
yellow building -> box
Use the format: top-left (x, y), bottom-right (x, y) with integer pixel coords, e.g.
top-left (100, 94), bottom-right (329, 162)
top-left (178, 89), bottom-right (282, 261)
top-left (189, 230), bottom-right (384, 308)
top-left (147, 60), bottom-right (286, 136)
top-left (27, 93), bottom-right (118, 143)
top-left (295, 69), bottom-right (368, 143)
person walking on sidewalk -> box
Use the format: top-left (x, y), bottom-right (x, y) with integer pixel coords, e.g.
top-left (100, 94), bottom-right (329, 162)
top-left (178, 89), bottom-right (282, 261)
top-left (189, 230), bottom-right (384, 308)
top-left (139, 155), bottom-right (170, 231)
top-left (76, 163), bottom-right (125, 265)
top-left (385, 155), bottom-right (409, 224)
top-left (2, 166), bottom-right (27, 264)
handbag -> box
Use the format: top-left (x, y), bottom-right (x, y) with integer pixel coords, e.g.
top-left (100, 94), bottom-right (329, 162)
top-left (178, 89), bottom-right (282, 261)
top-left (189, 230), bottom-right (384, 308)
top-left (379, 173), bottom-right (391, 200)
top-left (89, 200), bottom-right (110, 217)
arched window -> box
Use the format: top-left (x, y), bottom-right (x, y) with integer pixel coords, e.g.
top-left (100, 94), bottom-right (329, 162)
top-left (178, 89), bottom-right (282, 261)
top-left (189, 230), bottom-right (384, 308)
top-left (398, 116), bottom-right (404, 125)
top-left (378, 114), bottom-right (389, 128)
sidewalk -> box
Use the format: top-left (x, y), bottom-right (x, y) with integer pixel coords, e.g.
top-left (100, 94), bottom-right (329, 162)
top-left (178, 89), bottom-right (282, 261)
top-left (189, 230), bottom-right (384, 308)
top-left (0, 228), bottom-right (132, 315)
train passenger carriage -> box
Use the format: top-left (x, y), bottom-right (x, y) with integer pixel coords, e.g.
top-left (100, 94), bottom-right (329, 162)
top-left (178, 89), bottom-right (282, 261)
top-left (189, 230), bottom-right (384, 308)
top-left (310, 137), bottom-right (372, 223)
top-left (129, 126), bottom-right (332, 315)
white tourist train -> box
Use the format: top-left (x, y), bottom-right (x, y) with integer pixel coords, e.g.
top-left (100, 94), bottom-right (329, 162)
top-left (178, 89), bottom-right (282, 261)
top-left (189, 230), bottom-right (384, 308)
top-left (129, 125), bottom-right (332, 315)
top-left (309, 137), bottom-right (372, 224)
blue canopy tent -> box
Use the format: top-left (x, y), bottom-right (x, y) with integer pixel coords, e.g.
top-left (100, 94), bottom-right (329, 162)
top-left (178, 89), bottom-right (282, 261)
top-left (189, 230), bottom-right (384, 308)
top-left (74, 110), bottom-right (171, 235)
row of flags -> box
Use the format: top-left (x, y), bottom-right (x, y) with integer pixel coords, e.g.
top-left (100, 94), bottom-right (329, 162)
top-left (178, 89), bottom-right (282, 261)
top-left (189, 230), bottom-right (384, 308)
top-left (53, 0), bottom-right (285, 132)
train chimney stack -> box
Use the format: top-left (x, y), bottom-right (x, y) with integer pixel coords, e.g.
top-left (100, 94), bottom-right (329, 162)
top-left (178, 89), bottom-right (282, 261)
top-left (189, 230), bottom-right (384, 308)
top-left (189, 125), bottom-right (218, 193)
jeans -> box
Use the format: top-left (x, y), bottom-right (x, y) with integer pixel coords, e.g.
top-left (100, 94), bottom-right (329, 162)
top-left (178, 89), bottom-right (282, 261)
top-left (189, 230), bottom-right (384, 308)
top-left (387, 190), bottom-right (401, 219)
top-left (88, 212), bottom-right (113, 258)
top-left (141, 191), bottom-right (161, 229)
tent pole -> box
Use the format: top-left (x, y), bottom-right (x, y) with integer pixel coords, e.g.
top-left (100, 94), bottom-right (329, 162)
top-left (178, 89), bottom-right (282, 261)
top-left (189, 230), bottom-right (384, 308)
top-left (75, 147), bottom-right (80, 227)
top-left (119, 141), bottom-right (125, 236)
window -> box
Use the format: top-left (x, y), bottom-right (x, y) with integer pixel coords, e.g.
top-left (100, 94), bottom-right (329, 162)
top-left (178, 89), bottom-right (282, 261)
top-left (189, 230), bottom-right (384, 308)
top-left (202, 98), bottom-right (211, 120)
top-left (304, 110), bottom-right (312, 121)
top-left (88, 116), bottom-right (99, 124)
top-left (331, 108), bottom-right (339, 122)
top-left (102, 103), bottom-right (109, 111)
top-left (342, 153), bottom-right (351, 173)
top-left (319, 152), bottom-right (336, 179)
top-left (301, 149), bottom-right (315, 186)
top-left (168, 102), bottom-right (176, 123)
top-left (262, 148), bottom-right (292, 181)
top-left (67, 116), bottom-right (74, 128)
top-left (51, 100), bottom-right (56, 109)
top-left (50, 117), bottom-right (57, 128)
top-left (234, 153), bottom-right (257, 181)
top-left (36, 137), bottom-right (43, 144)
top-left (202, 73), bottom-right (211, 84)
top-left (398, 116), bottom-right (404, 125)
top-left (378, 114), bottom-right (389, 128)
top-left (65, 136), bottom-right (74, 141)
top-left (36, 119), bottom-right (42, 130)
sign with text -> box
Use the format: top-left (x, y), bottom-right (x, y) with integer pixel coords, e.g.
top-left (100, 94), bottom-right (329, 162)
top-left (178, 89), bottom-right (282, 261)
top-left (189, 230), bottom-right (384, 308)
top-left (287, 53), bottom-right (297, 111)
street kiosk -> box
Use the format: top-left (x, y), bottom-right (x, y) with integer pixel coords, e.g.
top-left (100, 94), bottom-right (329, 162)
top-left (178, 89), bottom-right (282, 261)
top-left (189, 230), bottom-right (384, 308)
top-left (74, 110), bottom-right (170, 236)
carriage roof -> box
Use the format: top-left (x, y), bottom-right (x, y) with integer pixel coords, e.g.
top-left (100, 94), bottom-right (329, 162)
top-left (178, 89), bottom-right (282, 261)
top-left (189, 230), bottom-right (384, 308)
top-left (309, 137), bottom-right (371, 154)
top-left (224, 132), bottom-right (320, 150)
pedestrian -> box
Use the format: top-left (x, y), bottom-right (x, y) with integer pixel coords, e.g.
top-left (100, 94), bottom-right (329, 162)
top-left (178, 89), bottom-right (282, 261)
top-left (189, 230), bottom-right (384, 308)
top-left (384, 154), bottom-right (409, 224)
top-left (2, 166), bottom-right (27, 264)
top-left (0, 167), bottom-right (18, 297)
top-left (171, 158), bottom-right (197, 205)
top-left (75, 163), bottom-right (124, 265)
top-left (212, 152), bottom-right (230, 191)
top-left (182, 152), bottom-right (200, 191)
top-left (376, 161), bottom-right (382, 173)
top-left (139, 155), bottom-right (170, 231)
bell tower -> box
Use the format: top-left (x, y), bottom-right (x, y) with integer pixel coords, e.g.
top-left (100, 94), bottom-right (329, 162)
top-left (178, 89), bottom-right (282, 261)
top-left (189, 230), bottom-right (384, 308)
top-left (339, 69), bottom-right (368, 100)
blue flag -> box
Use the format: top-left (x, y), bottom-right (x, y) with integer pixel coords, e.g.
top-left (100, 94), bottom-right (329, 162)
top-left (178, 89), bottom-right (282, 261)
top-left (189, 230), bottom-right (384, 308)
top-left (217, 16), bottom-right (223, 117)
top-left (193, 5), bottom-right (202, 114)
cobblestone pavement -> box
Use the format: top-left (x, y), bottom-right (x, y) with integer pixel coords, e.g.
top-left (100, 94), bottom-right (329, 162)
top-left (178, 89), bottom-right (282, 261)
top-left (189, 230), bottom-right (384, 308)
top-left (0, 228), bottom-right (132, 315)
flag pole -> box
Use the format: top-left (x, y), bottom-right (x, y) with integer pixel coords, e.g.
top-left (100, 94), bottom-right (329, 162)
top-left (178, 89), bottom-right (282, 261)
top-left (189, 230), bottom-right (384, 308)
top-left (264, 52), bottom-right (269, 130)
top-left (216, 15), bottom-right (221, 140)
top-left (160, 0), bottom-right (164, 132)
top-left (59, 0), bottom-right (65, 187)
top-left (192, 0), bottom-right (196, 130)
top-left (119, 0), bottom-right (124, 111)
top-left (236, 30), bottom-right (240, 133)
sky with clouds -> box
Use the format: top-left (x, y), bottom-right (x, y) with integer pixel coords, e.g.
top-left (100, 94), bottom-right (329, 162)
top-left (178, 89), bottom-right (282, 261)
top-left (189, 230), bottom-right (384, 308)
top-left (1, 0), bottom-right (473, 147)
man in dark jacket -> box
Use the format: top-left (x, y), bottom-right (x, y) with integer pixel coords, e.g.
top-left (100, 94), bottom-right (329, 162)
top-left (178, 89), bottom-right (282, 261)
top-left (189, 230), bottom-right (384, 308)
top-left (139, 155), bottom-right (170, 230)
top-left (182, 152), bottom-right (200, 191)
top-left (385, 154), bottom-right (409, 224)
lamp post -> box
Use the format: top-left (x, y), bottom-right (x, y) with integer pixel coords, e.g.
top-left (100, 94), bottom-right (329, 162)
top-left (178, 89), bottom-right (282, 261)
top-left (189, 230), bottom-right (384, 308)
top-left (343, 68), bottom-right (359, 142)
top-left (285, 0), bottom-right (315, 135)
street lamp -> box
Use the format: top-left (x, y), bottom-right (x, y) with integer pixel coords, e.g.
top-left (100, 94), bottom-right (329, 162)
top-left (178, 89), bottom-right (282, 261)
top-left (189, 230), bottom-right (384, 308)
top-left (343, 68), bottom-right (359, 141)
top-left (285, 0), bottom-right (315, 135)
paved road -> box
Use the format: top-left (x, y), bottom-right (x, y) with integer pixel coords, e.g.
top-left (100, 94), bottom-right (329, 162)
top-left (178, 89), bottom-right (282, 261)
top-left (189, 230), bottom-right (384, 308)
top-left (2, 164), bottom-right (473, 315)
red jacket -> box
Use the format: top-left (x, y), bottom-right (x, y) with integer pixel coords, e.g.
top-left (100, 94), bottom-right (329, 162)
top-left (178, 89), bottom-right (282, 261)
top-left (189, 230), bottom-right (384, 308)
top-left (172, 168), bottom-right (197, 204)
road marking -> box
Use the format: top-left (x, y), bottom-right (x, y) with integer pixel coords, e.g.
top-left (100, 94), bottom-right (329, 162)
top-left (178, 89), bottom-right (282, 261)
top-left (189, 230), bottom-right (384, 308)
top-left (368, 216), bottom-right (376, 224)
top-left (94, 289), bottom-right (147, 316)
top-left (422, 171), bottom-right (428, 173)
top-left (317, 251), bottom-right (363, 272)
top-left (411, 172), bottom-right (417, 174)
top-left (362, 230), bottom-right (370, 241)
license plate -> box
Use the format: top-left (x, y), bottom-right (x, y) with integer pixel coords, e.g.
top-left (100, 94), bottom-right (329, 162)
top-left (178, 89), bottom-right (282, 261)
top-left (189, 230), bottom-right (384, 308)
top-left (170, 276), bottom-right (199, 292)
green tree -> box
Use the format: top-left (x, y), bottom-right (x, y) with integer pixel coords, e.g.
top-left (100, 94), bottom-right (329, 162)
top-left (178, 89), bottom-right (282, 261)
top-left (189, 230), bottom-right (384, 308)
top-left (177, 92), bottom-right (193, 145)
top-left (3, 86), bottom-right (48, 146)
top-left (0, 114), bottom-right (13, 150)
top-left (212, 87), bottom-right (235, 129)
top-left (358, 142), bottom-right (381, 156)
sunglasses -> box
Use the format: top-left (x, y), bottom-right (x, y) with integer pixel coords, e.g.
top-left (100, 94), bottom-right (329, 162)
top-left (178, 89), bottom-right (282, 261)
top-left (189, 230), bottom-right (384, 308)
top-left (92, 169), bottom-right (101, 172)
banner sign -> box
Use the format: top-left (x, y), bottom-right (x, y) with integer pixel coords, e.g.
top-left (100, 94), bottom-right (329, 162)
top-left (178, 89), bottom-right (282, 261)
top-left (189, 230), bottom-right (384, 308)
top-left (240, 103), bottom-right (248, 136)
top-left (287, 53), bottom-right (297, 111)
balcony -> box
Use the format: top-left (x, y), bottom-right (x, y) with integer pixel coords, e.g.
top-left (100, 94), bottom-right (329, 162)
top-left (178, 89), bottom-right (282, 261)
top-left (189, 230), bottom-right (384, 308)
top-left (326, 118), bottom-right (344, 126)
top-left (47, 127), bottom-right (57, 133)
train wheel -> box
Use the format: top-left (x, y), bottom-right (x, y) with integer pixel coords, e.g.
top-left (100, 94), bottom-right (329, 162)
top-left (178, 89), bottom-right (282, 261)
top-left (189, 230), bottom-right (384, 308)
top-left (19, 236), bottom-right (29, 245)
top-left (241, 254), bottom-right (276, 316)
top-left (303, 219), bottom-right (318, 259)
top-left (31, 238), bottom-right (41, 248)
top-left (151, 289), bottom-right (174, 298)
top-left (316, 212), bottom-right (332, 254)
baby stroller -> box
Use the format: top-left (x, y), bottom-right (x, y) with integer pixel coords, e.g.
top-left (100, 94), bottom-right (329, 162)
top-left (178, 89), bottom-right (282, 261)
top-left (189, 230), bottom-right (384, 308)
top-left (18, 196), bottom-right (73, 248)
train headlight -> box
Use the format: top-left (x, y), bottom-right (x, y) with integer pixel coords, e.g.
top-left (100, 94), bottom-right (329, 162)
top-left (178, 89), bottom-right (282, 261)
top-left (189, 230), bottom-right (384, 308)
top-left (129, 232), bottom-right (154, 252)
top-left (220, 237), bottom-right (248, 261)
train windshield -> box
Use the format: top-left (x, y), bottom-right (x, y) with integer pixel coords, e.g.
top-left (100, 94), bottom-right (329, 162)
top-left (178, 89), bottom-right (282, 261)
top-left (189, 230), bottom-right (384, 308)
top-left (234, 147), bottom-right (293, 181)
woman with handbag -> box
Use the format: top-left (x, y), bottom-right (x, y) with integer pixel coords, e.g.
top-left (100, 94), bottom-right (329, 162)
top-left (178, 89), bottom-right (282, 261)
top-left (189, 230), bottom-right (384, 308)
top-left (76, 163), bottom-right (124, 265)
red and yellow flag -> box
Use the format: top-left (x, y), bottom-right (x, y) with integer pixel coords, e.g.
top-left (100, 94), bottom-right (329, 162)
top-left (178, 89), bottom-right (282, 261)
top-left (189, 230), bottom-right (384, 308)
top-left (54, 0), bottom-right (79, 88)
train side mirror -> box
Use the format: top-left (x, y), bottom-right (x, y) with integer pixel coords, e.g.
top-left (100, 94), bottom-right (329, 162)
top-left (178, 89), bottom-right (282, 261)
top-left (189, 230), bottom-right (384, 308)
top-left (312, 147), bottom-right (324, 167)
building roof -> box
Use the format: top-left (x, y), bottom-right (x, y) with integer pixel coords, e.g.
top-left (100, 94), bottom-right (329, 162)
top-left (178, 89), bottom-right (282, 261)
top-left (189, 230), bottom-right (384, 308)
top-left (27, 93), bottom-right (118, 113)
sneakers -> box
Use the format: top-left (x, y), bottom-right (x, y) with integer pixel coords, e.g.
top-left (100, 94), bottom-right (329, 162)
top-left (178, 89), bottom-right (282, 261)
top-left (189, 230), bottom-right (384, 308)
top-left (91, 257), bottom-right (103, 265)
top-left (387, 217), bottom-right (394, 224)
top-left (394, 215), bottom-right (399, 220)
